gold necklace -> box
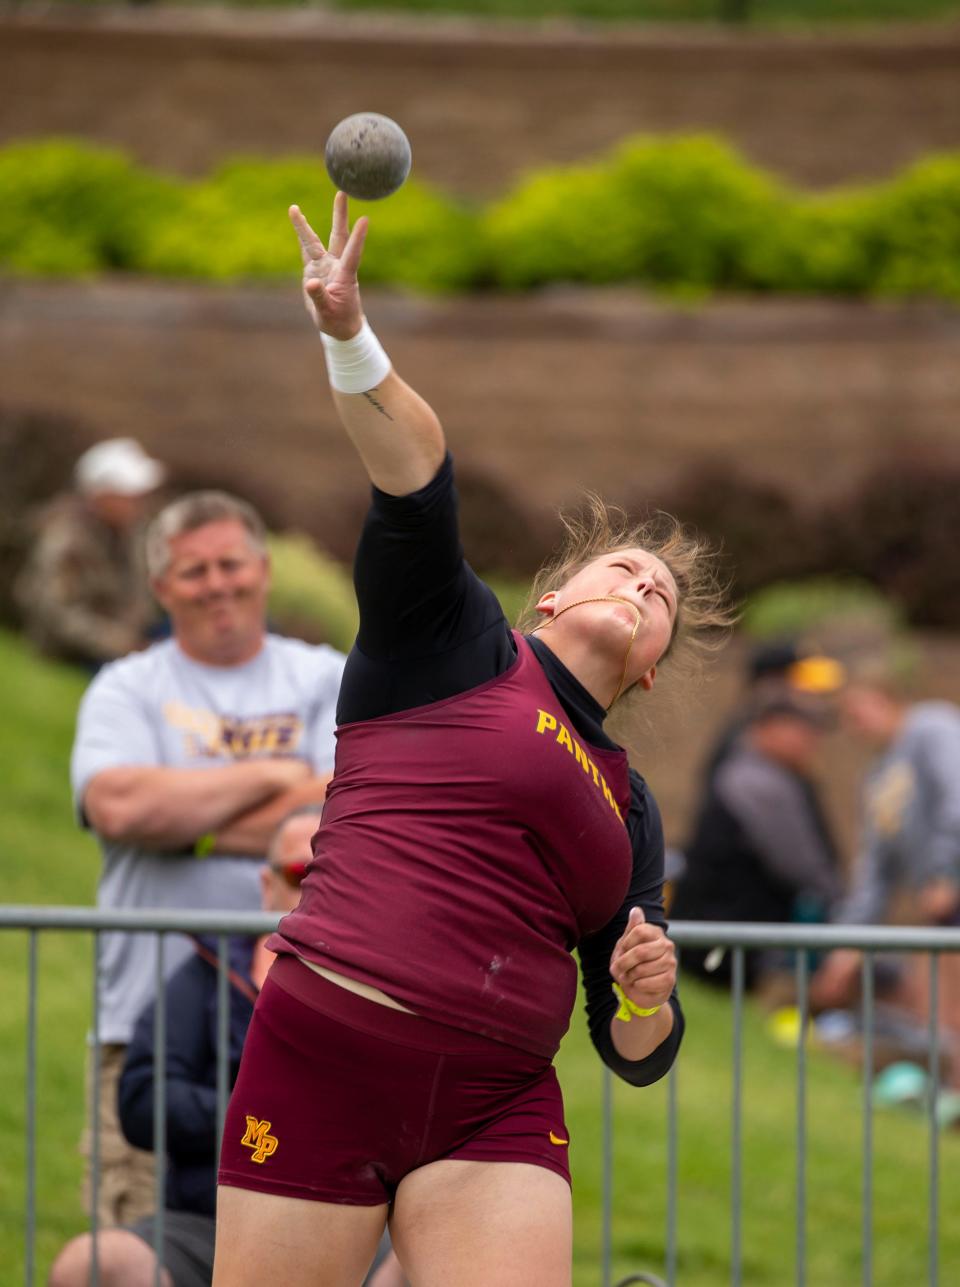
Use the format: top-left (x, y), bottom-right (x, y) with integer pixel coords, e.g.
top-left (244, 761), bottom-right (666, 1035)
top-left (532, 596), bottom-right (642, 711)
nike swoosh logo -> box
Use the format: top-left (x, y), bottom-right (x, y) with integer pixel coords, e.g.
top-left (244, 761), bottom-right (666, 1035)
top-left (549, 1131), bottom-right (569, 1146)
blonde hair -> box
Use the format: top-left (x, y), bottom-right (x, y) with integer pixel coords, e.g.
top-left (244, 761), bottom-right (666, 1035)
top-left (517, 496), bottom-right (735, 721)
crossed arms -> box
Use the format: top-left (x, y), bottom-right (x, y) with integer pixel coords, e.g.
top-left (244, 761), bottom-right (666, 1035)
top-left (84, 758), bottom-right (328, 856)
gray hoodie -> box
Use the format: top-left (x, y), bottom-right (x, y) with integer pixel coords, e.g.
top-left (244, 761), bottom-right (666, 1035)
top-left (838, 702), bottom-right (960, 925)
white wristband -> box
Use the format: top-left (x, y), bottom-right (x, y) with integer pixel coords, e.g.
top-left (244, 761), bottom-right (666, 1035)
top-left (320, 320), bottom-right (392, 395)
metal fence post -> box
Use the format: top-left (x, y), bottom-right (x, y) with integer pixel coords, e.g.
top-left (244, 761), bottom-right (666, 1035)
top-left (602, 1065), bottom-right (613, 1287)
top-left (217, 933), bottom-right (230, 1153)
top-left (153, 934), bottom-right (166, 1287)
top-left (90, 931), bottom-right (100, 1287)
top-left (666, 1062), bottom-right (678, 1287)
top-left (928, 953), bottom-right (940, 1287)
top-left (25, 930), bottom-right (38, 1287)
top-left (731, 947), bottom-right (744, 1287)
top-left (861, 953), bottom-right (874, 1287)
top-left (795, 951), bottom-right (808, 1287)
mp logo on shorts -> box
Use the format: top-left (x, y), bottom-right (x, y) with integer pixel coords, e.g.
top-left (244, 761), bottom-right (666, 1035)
top-left (241, 1116), bottom-right (279, 1164)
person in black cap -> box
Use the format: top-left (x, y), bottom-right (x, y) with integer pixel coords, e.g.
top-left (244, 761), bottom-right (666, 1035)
top-left (700, 637), bottom-right (845, 786)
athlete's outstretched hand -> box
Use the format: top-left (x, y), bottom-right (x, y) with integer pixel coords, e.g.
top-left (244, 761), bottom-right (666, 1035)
top-left (609, 906), bottom-right (677, 1012)
top-left (289, 193), bottom-right (367, 341)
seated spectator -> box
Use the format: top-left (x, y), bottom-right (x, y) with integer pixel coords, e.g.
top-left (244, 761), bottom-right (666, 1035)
top-left (48, 809), bottom-right (407, 1287)
top-left (812, 659), bottom-right (960, 1023)
top-left (15, 438), bottom-right (166, 669)
top-left (672, 692), bottom-right (841, 990)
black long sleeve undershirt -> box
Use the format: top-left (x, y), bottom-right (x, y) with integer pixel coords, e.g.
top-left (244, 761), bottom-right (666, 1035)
top-left (337, 454), bottom-right (683, 1086)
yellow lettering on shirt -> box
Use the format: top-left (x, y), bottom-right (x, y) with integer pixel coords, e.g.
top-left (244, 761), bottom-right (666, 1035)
top-left (535, 709), bottom-right (558, 736)
top-left (533, 709), bottom-right (624, 823)
top-left (164, 703), bottom-right (304, 760)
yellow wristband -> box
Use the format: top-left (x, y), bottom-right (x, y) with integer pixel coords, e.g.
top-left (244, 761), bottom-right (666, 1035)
top-left (193, 832), bottom-right (216, 859)
top-left (612, 981), bottom-right (662, 1022)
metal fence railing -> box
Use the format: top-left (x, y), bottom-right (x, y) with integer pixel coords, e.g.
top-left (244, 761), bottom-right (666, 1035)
top-left (5, 908), bottom-right (960, 1287)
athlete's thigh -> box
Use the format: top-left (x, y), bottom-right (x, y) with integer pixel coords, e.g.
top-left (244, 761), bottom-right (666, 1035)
top-left (391, 1158), bottom-right (572, 1287)
top-left (212, 1184), bottom-right (388, 1287)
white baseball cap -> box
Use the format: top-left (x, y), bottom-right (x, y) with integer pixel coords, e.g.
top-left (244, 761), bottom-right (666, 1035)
top-left (75, 438), bottom-right (166, 497)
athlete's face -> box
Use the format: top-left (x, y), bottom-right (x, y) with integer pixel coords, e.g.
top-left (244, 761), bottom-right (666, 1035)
top-left (152, 519), bottom-right (270, 667)
top-left (535, 547), bottom-right (679, 696)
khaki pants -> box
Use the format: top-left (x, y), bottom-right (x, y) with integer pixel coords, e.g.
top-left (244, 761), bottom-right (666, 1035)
top-left (80, 1043), bottom-right (156, 1227)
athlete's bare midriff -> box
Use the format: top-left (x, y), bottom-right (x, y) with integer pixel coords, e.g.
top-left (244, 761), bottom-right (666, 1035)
top-left (296, 956), bottom-right (415, 1013)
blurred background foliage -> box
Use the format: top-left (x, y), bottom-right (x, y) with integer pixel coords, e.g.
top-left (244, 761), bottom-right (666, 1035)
top-left (35, 0), bottom-right (960, 23)
top-left (4, 136), bottom-right (960, 300)
top-left (5, 403), bottom-right (960, 640)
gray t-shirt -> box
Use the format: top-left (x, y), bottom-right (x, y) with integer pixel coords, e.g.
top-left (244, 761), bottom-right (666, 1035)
top-left (838, 702), bottom-right (960, 925)
top-left (71, 634), bottom-right (345, 1042)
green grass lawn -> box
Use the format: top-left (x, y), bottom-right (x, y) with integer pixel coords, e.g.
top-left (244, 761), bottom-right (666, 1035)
top-left (2, 625), bottom-right (958, 1283)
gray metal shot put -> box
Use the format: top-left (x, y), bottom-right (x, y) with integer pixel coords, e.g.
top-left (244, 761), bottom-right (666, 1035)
top-left (324, 113), bottom-right (412, 201)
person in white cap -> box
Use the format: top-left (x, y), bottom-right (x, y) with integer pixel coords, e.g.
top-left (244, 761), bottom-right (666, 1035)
top-left (15, 438), bottom-right (166, 668)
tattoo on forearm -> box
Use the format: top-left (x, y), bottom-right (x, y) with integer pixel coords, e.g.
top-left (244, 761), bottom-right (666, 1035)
top-left (362, 389), bottom-right (394, 421)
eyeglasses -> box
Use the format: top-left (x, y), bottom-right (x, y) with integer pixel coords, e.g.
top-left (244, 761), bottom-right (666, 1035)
top-left (268, 860), bottom-right (310, 890)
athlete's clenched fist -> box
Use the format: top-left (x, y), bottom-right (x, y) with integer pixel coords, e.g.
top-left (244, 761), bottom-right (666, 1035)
top-left (609, 906), bottom-right (677, 1013)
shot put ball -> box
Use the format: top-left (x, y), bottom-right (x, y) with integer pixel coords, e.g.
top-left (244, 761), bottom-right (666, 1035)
top-left (324, 113), bottom-right (412, 201)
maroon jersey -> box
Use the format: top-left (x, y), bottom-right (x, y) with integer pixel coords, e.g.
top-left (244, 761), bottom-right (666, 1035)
top-left (270, 634), bottom-right (633, 1059)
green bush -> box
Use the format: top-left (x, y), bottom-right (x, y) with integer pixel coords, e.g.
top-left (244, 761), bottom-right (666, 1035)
top-left (140, 156), bottom-right (483, 290)
top-left (2, 135), bottom-right (960, 299)
top-left (485, 135), bottom-right (960, 298)
top-left (485, 136), bottom-right (787, 292)
top-left (0, 138), bottom-right (182, 275)
top-left (743, 188), bottom-right (881, 293)
top-left (869, 154), bottom-right (960, 300)
top-left (267, 531), bottom-right (358, 651)
top-left (140, 157), bottom-right (331, 280)
top-left (742, 576), bottom-right (902, 641)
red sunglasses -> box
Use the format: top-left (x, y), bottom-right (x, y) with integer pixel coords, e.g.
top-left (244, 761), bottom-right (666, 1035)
top-left (269, 860), bottom-right (310, 889)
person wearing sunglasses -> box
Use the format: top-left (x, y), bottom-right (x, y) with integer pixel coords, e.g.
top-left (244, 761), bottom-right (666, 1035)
top-left (48, 808), bottom-right (405, 1287)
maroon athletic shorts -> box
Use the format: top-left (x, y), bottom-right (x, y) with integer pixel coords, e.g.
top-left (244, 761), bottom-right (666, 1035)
top-left (218, 955), bottom-right (571, 1205)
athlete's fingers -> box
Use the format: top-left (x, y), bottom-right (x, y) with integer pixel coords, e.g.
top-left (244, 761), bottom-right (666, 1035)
top-left (304, 278), bottom-right (327, 310)
top-left (612, 936), bottom-right (664, 967)
top-left (624, 957), bottom-right (675, 983)
top-left (617, 931), bottom-right (664, 962)
top-left (340, 215), bottom-right (369, 279)
top-left (329, 190), bottom-right (350, 258)
top-left (610, 907), bottom-right (653, 963)
top-left (290, 205), bottom-right (327, 259)
top-left (613, 939), bottom-right (674, 980)
top-left (620, 949), bottom-right (675, 980)
top-left (624, 971), bottom-right (675, 1004)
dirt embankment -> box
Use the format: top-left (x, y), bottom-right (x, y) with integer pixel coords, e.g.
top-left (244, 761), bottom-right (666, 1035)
top-left (3, 7), bottom-right (960, 194)
top-left (4, 280), bottom-right (960, 535)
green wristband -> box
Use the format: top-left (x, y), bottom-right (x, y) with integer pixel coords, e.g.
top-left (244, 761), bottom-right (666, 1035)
top-left (193, 832), bottom-right (216, 859)
top-left (612, 981), bottom-right (662, 1022)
